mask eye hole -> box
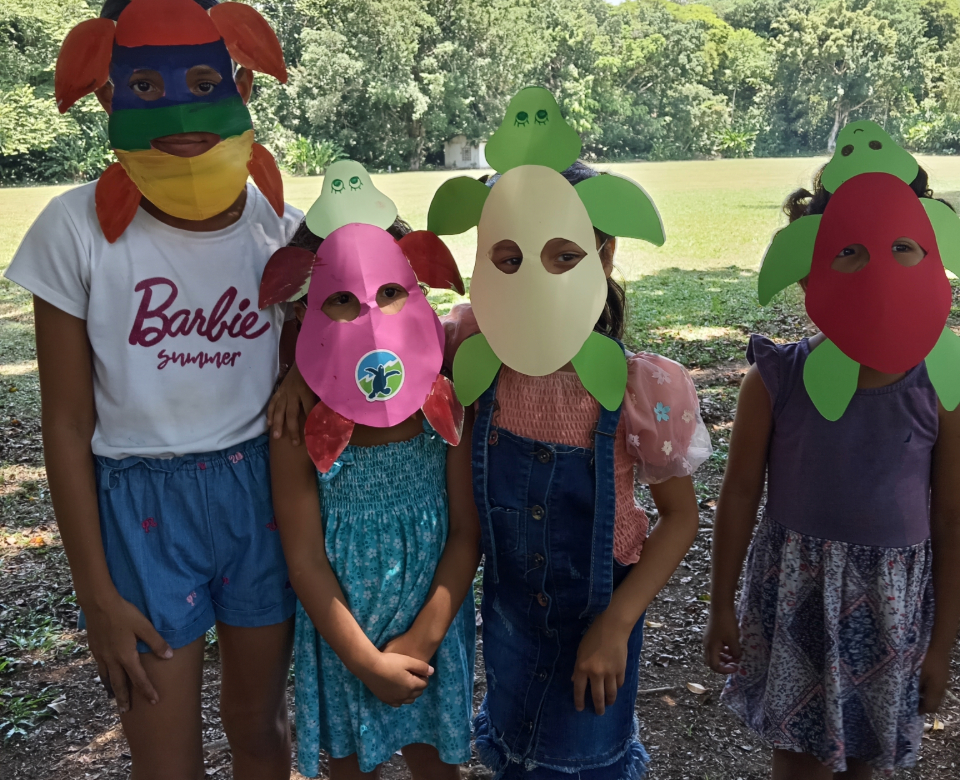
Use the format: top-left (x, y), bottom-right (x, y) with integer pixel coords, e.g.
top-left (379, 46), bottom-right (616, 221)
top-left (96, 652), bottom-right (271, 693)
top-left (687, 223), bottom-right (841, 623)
top-left (892, 237), bottom-right (927, 268)
top-left (128, 69), bottom-right (165, 101)
top-left (541, 238), bottom-right (588, 275)
top-left (514, 111), bottom-right (529, 127)
top-left (320, 290), bottom-right (360, 321)
top-left (377, 283), bottom-right (409, 315)
top-left (331, 179), bottom-right (345, 193)
top-left (186, 65), bottom-right (222, 97)
top-left (489, 239), bottom-right (522, 274)
top-left (841, 144), bottom-right (854, 157)
top-left (831, 244), bottom-right (870, 273)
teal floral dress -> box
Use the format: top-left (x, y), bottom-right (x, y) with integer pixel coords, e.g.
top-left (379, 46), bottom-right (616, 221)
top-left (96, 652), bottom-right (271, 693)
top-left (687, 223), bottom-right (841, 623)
top-left (294, 421), bottom-right (476, 775)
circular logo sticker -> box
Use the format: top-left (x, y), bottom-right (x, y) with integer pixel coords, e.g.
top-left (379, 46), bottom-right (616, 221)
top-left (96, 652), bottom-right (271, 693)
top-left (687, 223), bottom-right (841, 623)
top-left (356, 350), bottom-right (405, 402)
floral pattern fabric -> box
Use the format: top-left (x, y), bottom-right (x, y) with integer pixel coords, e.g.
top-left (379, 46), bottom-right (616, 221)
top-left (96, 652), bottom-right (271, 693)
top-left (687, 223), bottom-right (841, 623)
top-left (294, 425), bottom-right (475, 776)
top-left (722, 517), bottom-right (934, 775)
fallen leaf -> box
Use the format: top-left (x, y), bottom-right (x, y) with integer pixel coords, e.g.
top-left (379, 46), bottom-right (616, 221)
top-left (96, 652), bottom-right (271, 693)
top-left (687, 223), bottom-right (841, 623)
top-left (645, 620), bottom-right (664, 629)
top-left (662, 695), bottom-right (676, 707)
top-left (686, 682), bottom-right (707, 695)
top-left (47, 699), bottom-right (67, 714)
top-left (933, 716), bottom-right (944, 731)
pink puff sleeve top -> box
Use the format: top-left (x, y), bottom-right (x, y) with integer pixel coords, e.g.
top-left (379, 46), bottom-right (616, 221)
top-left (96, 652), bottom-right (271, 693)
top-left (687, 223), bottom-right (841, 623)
top-left (442, 305), bottom-right (711, 565)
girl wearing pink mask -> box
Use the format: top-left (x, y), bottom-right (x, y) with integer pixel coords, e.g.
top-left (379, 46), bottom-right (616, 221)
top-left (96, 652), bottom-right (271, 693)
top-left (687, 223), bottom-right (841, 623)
top-left (264, 167), bottom-right (480, 780)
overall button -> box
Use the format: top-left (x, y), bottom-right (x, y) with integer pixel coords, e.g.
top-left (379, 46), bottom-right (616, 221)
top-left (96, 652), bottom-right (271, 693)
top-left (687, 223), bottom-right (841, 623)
top-left (525, 721), bottom-right (534, 731)
top-left (536, 593), bottom-right (549, 608)
top-left (488, 431), bottom-right (499, 446)
top-left (531, 505), bottom-right (545, 521)
top-left (536, 448), bottom-right (552, 463)
top-left (537, 669), bottom-right (548, 682)
top-left (532, 553), bottom-right (544, 567)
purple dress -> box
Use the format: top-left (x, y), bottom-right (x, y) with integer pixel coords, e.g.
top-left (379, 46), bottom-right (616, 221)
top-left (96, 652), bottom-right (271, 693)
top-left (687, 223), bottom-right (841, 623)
top-left (721, 336), bottom-right (936, 774)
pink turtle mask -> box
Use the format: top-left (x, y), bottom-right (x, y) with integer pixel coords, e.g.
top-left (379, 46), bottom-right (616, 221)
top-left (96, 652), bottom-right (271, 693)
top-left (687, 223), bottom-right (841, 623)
top-left (260, 223), bottom-right (465, 472)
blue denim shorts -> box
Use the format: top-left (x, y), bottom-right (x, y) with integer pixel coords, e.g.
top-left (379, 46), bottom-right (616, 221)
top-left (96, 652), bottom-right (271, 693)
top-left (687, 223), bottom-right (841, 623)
top-left (83, 435), bottom-right (295, 652)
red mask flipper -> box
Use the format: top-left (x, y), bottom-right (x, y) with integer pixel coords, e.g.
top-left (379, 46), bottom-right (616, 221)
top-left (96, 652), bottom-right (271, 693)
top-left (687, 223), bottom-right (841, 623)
top-left (248, 143), bottom-right (285, 217)
top-left (259, 247), bottom-right (316, 308)
top-left (209, 2), bottom-right (288, 83)
top-left (95, 163), bottom-right (142, 243)
top-left (421, 374), bottom-right (464, 446)
top-left (305, 401), bottom-right (355, 473)
top-left (397, 231), bottom-right (465, 294)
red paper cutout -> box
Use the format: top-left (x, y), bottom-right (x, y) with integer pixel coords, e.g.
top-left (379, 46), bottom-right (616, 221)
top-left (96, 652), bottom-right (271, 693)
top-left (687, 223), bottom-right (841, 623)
top-left (115, 0), bottom-right (220, 47)
top-left (398, 230), bottom-right (465, 294)
top-left (95, 163), bottom-right (142, 243)
top-left (806, 172), bottom-right (951, 374)
top-left (54, 18), bottom-right (115, 114)
top-left (421, 375), bottom-right (464, 446)
top-left (209, 3), bottom-right (289, 84)
top-left (305, 401), bottom-right (355, 473)
top-left (248, 143), bottom-right (285, 217)
top-left (259, 247), bottom-right (316, 308)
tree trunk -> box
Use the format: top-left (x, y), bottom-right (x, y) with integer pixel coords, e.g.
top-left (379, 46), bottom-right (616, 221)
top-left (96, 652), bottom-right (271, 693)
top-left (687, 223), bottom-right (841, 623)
top-left (827, 104), bottom-right (847, 153)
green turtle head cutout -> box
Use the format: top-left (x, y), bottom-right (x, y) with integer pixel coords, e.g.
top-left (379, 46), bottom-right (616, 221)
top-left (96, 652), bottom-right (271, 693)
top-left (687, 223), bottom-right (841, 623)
top-left (484, 86), bottom-right (582, 173)
top-left (305, 160), bottom-right (398, 239)
top-left (820, 121), bottom-right (918, 194)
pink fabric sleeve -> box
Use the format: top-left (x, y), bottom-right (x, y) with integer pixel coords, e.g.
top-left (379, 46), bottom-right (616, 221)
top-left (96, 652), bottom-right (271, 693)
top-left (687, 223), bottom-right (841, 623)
top-left (440, 303), bottom-right (481, 375)
top-left (623, 352), bottom-right (712, 484)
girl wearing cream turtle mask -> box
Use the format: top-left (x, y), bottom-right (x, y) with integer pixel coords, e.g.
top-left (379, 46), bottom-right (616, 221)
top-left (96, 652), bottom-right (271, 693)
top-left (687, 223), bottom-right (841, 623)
top-left (430, 88), bottom-right (712, 780)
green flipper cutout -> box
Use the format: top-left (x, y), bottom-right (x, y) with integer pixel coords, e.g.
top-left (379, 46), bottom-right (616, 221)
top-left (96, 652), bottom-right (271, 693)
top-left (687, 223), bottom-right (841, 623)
top-left (758, 215), bottom-right (821, 305)
top-left (570, 332), bottom-right (628, 412)
top-left (427, 177), bottom-right (490, 236)
top-left (925, 327), bottom-right (960, 412)
top-left (923, 199), bottom-right (960, 278)
top-left (452, 333), bottom-right (502, 406)
top-left (803, 338), bottom-right (860, 421)
top-left (575, 174), bottom-right (665, 246)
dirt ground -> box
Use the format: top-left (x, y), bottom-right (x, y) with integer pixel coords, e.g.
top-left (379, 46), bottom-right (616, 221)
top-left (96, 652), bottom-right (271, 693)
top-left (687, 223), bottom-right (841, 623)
top-left (2, 358), bottom-right (959, 778)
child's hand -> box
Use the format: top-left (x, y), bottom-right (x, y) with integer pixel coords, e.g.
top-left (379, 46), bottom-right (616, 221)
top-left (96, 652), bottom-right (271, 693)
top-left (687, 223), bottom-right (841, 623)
top-left (572, 611), bottom-right (630, 715)
top-left (361, 652), bottom-right (434, 708)
top-left (703, 605), bottom-right (742, 674)
top-left (919, 646), bottom-right (951, 714)
top-left (83, 593), bottom-right (174, 713)
top-left (268, 362), bottom-right (315, 445)
top-left (382, 630), bottom-right (435, 665)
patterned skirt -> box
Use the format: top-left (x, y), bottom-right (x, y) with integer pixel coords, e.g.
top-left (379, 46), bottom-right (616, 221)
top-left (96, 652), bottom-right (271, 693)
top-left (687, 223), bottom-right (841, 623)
top-left (721, 516), bottom-right (934, 774)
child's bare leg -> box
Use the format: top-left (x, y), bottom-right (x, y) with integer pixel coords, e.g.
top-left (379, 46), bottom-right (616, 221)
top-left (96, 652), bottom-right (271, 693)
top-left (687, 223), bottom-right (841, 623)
top-left (329, 754), bottom-right (381, 780)
top-left (773, 749), bottom-right (833, 780)
top-left (217, 619), bottom-right (295, 780)
top-left (120, 636), bottom-right (205, 780)
top-left (402, 743), bottom-right (461, 780)
top-left (836, 758), bottom-right (872, 780)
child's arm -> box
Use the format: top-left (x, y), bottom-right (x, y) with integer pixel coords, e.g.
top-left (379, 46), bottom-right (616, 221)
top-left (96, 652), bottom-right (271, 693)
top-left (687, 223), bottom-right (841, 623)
top-left (270, 426), bottom-right (434, 707)
top-left (703, 366), bottom-right (771, 674)
top-left (920, 401), bottom-right (960, 714)
top-left (383, 407), bottom-right (482, 661)
top-left (35, 298), bottom-right (172, 713)
top-left (572, 474), bottom-right (699, 715)
top-left (267, 320), bottom-right (314, 445)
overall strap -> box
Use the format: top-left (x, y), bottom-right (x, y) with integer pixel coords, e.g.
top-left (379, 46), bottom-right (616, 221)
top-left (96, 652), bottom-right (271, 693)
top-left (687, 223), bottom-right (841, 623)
top-left (581, 339), bottom-right (626, 618)
top-left (472, 369), bottom-right (502, 582)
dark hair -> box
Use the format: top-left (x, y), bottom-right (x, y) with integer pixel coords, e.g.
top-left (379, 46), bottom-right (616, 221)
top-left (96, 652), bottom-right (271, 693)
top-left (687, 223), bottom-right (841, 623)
top-left (783, 165), bottom-right (944, 223)
top-left (101, 0), bottom-right (218, 18)
top-left (485, 161), bottom-right (626, 340)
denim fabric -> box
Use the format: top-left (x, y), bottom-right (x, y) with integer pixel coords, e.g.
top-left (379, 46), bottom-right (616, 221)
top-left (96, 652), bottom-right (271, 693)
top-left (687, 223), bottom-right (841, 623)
top-left (86, 435), bottom-right (295, 652)
top-left (473, 368), bottom-right (649, 780)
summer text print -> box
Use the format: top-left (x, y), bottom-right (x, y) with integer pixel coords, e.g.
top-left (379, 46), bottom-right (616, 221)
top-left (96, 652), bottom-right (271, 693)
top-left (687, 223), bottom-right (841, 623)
top-left (128, 277), bottom-right (271, 370)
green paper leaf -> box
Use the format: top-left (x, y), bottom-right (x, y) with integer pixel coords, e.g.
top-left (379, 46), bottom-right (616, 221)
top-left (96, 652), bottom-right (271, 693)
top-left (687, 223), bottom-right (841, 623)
top-left (758, 215), bottom-right (820, 305)
top-left (427, 177), bottom-right (489, 236)
top-left (925, 327), bottom-right (960, 412)
top-left (575, 174), bottom-right (665, 246)
top-left (923, 199), bottom-right (960, 278)
top-left (452, 333), bottom-right (502, 406)
top-left (821, 121), bottom-right (918, 193)
top-left (570, 332), bottom-right (628, 411)
top-left (484, 87), bottom-right (581, 173)
top-left (803, 338), bottom-right (860, 421)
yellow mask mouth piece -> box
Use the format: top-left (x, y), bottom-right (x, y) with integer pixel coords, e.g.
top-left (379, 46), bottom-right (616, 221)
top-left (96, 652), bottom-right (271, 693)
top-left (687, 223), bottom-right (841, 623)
top-left (114, 130), bottom-right (254, 221)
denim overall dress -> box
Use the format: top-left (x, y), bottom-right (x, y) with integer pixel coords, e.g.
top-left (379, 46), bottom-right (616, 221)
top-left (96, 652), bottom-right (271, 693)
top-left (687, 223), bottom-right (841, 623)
top-left (472, 371), bottom-right (649, 780)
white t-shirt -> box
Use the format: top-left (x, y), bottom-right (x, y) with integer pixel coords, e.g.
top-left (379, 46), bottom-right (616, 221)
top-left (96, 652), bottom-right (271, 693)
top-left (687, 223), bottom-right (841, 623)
top-left (5, 182), bottom-right (302, 459)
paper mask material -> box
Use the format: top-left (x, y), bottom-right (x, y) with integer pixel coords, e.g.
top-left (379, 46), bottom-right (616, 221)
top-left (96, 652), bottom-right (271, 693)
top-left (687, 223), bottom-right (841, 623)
top-left (54, 0), bottom-right (288, 241)
top-left (484, 87), bottom-right (582, 173)
top-left (306, 161), bottom-right (399, 239)
top-left (759, 119), bottom-right (960, 419)
top-left (472, 165), bottom-right (607, 377)
top-left (575, 173), bottom-right (665, 246)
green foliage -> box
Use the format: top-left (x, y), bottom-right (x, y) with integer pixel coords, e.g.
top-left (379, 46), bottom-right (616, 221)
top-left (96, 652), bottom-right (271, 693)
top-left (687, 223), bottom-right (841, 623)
top-left (0, 686), bottom-right (60, 742)
top-left (4, 0), bottom-right (960, 180)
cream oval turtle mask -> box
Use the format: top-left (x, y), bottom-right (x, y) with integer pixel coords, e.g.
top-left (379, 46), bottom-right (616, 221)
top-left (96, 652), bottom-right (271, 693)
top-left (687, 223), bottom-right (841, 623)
top-left (428, 86), bottom-right (665, 410)
top-left (54, 0), bottom-right (288, 242)
top-left (259, 161), bottom-right (467, 473)
top-left (758, 120), bottom-right (960, 421)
